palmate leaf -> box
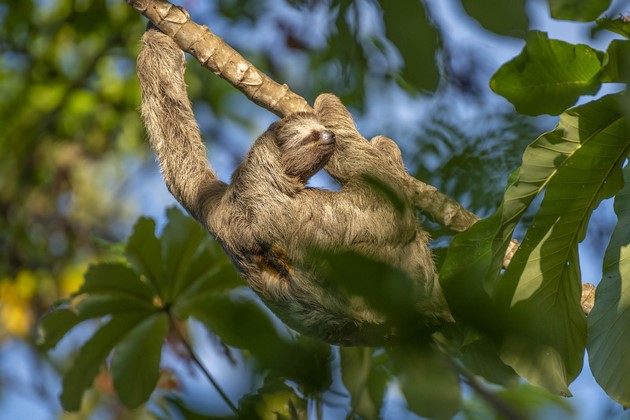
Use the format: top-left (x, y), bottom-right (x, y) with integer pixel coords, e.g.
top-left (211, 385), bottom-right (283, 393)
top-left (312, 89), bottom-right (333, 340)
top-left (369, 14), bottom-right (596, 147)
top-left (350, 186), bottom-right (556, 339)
top-left (490, 31), bottom-right (603, 116)
top-left (39, 207), bottom-right (244, 411)
top-left (495, 93), bottom-right (630, 394)
top-left (112, 312), bottom-right (169, 409)
top-left (159, 207), bottom-right (208, 302)
top-left (61, 312), bottom-right (152, 411)
top-left (588, 165), bottom-right (630, 407)
top-left (125, 217), bottom-right (164, 297)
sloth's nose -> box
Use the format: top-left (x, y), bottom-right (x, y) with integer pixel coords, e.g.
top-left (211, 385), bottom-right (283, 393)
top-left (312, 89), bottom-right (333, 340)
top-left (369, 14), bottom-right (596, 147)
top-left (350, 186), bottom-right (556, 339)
top-left (321, 130), bottom-right (336, 145)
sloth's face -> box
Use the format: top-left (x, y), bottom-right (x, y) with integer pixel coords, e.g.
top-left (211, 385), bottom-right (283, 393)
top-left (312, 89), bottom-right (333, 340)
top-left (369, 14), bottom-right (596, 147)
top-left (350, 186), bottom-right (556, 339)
top-left (274, 114), bottom-right (336, 181)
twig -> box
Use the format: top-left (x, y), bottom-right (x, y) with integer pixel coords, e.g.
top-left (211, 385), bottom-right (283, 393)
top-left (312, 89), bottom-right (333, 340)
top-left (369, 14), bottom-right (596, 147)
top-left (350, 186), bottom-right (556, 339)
top-left (168, 313), bottom-right (239, 415)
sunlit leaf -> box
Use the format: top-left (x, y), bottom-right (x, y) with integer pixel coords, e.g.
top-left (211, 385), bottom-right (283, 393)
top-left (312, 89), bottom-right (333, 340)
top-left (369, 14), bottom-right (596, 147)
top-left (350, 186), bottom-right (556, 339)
top-left (61, 313), bottom-right (150, 411)
top-left (588, 165), bottom-right (630, 407)
top-left (596, 17), bottom-right (630, 39)
top-left (238, 377), bottom-right (308, 420)
top-left (112, 312), bottom-right (169, 409)
top-left (461, 0), bottom-right (528, 38)
top-left (491, 31), bottom-right (603, 115)
top-left (495, 93), bottom-right (630, 394)
top-left (601, 39), bottom-right (630, 83)
top-left (548, 0), bottom-right (611, 21)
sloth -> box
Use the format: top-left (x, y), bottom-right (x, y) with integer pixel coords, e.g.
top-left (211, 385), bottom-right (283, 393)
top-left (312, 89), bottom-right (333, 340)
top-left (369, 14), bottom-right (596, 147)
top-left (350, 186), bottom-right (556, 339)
top-left (137, 26), bottom-right (452, 346)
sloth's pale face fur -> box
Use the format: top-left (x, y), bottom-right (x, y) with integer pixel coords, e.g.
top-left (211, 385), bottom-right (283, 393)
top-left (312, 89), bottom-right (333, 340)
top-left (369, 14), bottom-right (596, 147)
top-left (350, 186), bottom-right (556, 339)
top-left (271, 114), bottom-right (336, 182)
top-left (138, 27), bottom-right (452, 346)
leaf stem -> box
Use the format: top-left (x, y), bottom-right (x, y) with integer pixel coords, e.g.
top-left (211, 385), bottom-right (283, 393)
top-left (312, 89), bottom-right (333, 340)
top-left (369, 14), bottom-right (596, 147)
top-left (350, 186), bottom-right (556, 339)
top-left (168, 313), bottom-right (239, 415)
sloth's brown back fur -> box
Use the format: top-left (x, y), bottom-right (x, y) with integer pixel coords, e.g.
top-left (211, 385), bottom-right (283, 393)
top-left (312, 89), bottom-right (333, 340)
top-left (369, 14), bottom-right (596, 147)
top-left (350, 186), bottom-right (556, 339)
top-left (138, 27), bottom-right (451, 345)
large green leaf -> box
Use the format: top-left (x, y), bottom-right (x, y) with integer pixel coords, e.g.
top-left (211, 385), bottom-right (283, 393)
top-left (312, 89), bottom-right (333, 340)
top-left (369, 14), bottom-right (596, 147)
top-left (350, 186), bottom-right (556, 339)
top-left (60, 313), bottom-right (150, 411)
top-left (381, 0), bottom-right (440, 92)
top-left (461, 0), bottom-right (528, 38)
top-left (440, 170), bottom-right (522, 329)
top-left (495, 94), bottom-right (630, 394)
top-left (596, 17), bottom-right (630, 39)
top-left (460, 338), bottom-right (518, 386)
top-left (601, 39), bottom-right (630, 83)
top-left (588, 165), bottom-right (630, 407)
top-left (491, 31), bottom-right (603, 115)
top-left (112, 312), bottom-right (169, 409)
top-left (548, 0), bottom-right (611, 21)
top-left (125, 217), bottom-right (164, 297)
top-left (392, 346), bottom-right (461, 419)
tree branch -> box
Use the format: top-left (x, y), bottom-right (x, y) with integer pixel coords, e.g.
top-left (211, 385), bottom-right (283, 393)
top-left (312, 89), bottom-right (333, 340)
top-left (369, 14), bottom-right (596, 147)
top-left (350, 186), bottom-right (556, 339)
top-left (125, 0), bottom-right (479, 232)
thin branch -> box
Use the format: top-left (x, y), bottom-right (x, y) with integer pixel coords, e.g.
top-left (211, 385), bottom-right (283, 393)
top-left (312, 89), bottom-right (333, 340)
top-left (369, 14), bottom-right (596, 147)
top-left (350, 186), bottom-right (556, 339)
top-left (447, 359), bottom-right (528, 420)
top-left (168, 313), bottom-right (239, 415)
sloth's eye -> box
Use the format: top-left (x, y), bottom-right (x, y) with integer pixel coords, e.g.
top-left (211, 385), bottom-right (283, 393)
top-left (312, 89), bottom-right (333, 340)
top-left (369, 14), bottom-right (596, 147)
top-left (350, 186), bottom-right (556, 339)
top-left (302, 131), bottom-right (320, 144)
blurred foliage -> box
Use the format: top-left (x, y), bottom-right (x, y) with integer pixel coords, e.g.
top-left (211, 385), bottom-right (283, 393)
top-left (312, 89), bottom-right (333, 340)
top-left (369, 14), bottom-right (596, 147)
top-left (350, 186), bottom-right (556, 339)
top-left (461, 0), bottom-right (528, 38)
top-left (2, 0), bottom-right (629, 418)
top-left (0, 0), bottom-right (146, 279)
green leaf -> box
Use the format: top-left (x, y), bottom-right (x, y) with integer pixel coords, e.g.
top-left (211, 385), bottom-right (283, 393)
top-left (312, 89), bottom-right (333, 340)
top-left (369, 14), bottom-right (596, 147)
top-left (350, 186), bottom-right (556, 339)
top-left (392, 346), bottom-right (461, 420)
top-left (461, 0), bottom-right (528, 38)
top-left (460, 338), bottom-right (519, 386)
top-left (490, 31), bottom-right (603, 115)
top-left (171, 239), bottom-right (243, 306)
top-left (192, 293), bottom-right (331, 391)
top-left (320, 251), bottom-right (418, 322)
top-left (80, 263), bottom-right (156, 304)
top-left (112, 312), bottom-right (169, 409)
top-left (381, 0), bottom-right (440, 92)
top-left (440, 170), bottom-right (522, 329)
top-left (188, 293), bottom-right (280, 356)
top-left (596, 17), bottom-right (630, 39)
top-left (340, 347), bottom-right (388, 419)
top-left (75, 294), bottom-right (156, 319)
top-left (161, 207), bottom-right (208, 302)
top-left (125, 217), bottom-right (164, 296)
top-left (588, 165), bottom-right (630, 407)
top-left (548, 0), bottom-right (611, 21)
top-left (61, 313), bottom-right (150, 411)
top-left (238, 376), bottom-right (308, 420)
top-left (601, 39), bottom-right (630, 83)
top-left (495, 94), bottom-right (630, 394)
top-left (38, 309), bottom-right (81, 351)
